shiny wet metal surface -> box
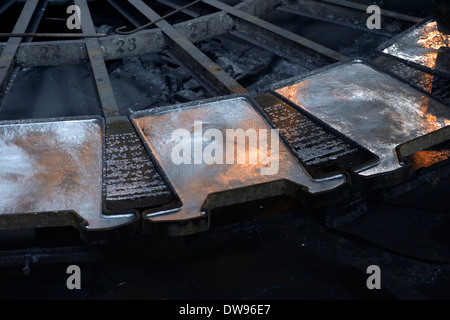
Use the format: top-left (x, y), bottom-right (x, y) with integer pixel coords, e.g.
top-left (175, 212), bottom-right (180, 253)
top-left (273, 61), bottom-right (450, 177)
top-left (381, 19), bottom-right (450, 76)
top-left (0, 118), bottom-right (135, 230)
top-left (131, 95), bottom-right (345, 226)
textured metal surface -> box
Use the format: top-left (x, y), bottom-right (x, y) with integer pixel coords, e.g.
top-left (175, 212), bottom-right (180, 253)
top-left (131, 95), bottom-right (345, 232)
top-left (255, 93), bottom-right (376, 177)
top-left (0, 118), bottom-right (135, 230)
top-left (381, 19), bottom-right (450, 76)
top-left (273, 61), bottom-right (450, 177)
top-left (105, 117), bottom-right (175, 209)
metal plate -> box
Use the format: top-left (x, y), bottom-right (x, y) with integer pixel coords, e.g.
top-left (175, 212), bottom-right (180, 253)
top-left (272, 60), bottom-right (450, 179)
top-left (255, 93), bottom-right (376, 178)
top-left (371, 55), bottom-right (450, 105)
top-left (380, 18), bottom-right (450, 76)
top-left (0, 117), bottom-right (136, 231)
top-left (131, 95), bottom-right (345, 234)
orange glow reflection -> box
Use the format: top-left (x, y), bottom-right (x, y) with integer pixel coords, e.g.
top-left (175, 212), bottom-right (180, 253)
top-left (411, 150), bottom-right (450, 170)
top-left (421, 52), bottom-right (438, 70)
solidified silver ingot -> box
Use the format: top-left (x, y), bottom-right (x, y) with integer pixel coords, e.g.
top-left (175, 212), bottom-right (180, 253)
top-left (0, 118), bottom-right (135, 230)
top-left (131, 95), bottom-right (346, 227)
top-left (381, 19), bottom-right (450, 75)
top-left (273, 61), bottom-right (450, 177)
